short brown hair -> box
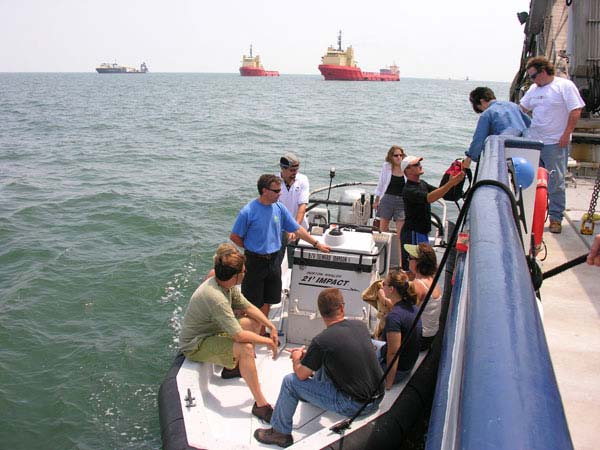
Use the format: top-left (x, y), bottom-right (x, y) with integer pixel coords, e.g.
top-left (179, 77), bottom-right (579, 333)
top-left (318, 288), bottom-right (345, 318)
top-left (257, 174), bottom-right (282, 195)
top-left (469, 87), bottom-right (496, 114)
top-left (385, 145), bottom-right (405, 164)
top-left (526, 56), bottom-right (555, 76)
top-left (213, 243), bottom-right (245, 273)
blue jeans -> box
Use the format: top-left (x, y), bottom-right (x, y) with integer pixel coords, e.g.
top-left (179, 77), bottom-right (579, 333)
top-left (374, 340), bottom-right (411, 384)
top-left (539, 144), bottom-right (568, 222)
top-left (270, 369), bottom-right (381, 434)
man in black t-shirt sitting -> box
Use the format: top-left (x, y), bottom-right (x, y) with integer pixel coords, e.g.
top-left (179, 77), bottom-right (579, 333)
top-left (401, 155), bottom-right (465, 269)
top-left (254, 288), bottom-right (384, 448)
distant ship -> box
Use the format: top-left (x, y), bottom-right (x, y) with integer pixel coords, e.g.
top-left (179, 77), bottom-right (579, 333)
top-left (239, 45), bottom-right (279, 77)
top-left (96, 62), bottom-right (148, 74)
top-left (318, 31), bottom-right (399, 81)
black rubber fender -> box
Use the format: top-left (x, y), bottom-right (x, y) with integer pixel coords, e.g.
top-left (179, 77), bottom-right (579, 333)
top-left (158, 353), bottom-right (203, 450)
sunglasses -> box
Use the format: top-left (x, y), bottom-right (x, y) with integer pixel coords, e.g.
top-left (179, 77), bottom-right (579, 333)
top-left (393, 154), bottom-right (405, 158)
top-left (266, 187), bottom-right (281, 193)
top-left (529, 71), bottom-right (539, 80)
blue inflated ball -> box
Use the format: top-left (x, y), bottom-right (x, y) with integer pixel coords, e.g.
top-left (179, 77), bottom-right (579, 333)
top-left (512, 156), bottom-right (535, 189)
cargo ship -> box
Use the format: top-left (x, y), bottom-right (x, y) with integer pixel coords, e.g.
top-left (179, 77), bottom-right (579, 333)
top-left (318, 31), bottom-right (399, 81)
top-left (239, 45), bottom-right (279, 77)
top-left (96, 62), bottom-right (148, 74)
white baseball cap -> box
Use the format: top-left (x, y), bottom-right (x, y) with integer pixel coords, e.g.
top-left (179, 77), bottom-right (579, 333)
top-left (400, 155), bottom-right (423, 173)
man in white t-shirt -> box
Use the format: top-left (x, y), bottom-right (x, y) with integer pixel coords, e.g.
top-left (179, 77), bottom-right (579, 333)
top-left (278, 152), bottom-right (309, 232)
top-left (276, 152), bottom-right (310, 267)
top-left (520, 56), bottom-right (585, 234)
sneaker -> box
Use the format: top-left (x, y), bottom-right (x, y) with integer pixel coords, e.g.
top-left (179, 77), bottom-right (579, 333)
top-left (254, 427), bottom-right (293, 448)
top-left (549, 220), bottom-right (562, 234)
top-left (221, 366), bottom-right (241, 379)
top-left (251, 402), bottom-right (274, 423)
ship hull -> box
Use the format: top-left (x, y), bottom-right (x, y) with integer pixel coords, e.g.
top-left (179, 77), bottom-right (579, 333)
top-left (239, 67), bottom-right (279, 77)
top-left (318, 64), bottom-right (399, 81)
top-left (96, 68), bottom-right (146, 74)
top-left (96, 68), bottom-right (127, 73)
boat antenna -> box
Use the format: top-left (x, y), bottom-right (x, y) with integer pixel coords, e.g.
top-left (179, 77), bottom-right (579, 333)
top-left (325, 167), bottom-right (336, 203)
top-left (337, 30), bottom-right (342, 51)
top-left (250, 44), bottom-right (253, 58)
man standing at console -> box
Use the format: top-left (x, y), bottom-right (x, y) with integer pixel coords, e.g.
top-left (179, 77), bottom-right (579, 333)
top-left (278, 152), bottom-right (309, 230)
top-left (277, 152), bottom-right (310, 264)
top-left (401, 156), bottom-right (465, 269)
top-left (230, 174), bottom-right (330, 334)
top-left (520, 56), bottom-right (585, 234)
top-left (254, 288), bottom-right (384, 448)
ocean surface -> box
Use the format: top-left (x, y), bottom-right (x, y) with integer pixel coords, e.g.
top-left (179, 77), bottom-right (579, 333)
top-left (0, 73), bottom-right (510, 449)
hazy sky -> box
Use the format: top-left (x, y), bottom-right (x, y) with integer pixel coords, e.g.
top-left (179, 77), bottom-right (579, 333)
top-left (0, 0), bottom-right (530, 81)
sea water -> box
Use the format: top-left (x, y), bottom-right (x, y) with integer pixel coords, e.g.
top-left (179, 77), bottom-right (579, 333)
top-left (0, 73), bottom-right (509, 449)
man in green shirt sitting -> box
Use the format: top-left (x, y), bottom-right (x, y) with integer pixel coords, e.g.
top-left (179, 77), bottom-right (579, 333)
top-left (179, 243), bottom-right (279, 422)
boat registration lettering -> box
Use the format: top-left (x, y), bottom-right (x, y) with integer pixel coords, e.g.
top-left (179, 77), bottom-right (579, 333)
top-left (304, 253), bottom-right (349, 263)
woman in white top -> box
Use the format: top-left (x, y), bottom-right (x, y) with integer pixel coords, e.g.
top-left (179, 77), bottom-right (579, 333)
top-left (405, 243), bottom-right (441, 350)
top-left (374, 145), bottom-right (406, 268)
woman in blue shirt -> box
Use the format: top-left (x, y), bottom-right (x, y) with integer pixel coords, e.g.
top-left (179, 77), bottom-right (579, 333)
top-left (377, 269), bottom-right (421, 389)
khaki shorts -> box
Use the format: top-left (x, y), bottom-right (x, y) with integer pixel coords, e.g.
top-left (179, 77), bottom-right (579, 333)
top-left (184, 334), bottom-right (236, 369)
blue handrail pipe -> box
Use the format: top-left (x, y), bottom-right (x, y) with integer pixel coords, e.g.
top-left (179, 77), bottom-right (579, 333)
top-left (427, 136), bottom-right (573, 450)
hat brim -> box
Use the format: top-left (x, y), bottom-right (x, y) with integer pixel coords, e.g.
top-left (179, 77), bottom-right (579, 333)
top-left (403, 244), bottom-right (420, 259)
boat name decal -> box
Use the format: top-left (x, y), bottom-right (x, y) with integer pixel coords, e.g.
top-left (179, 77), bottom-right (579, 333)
top-left (300, 274), bottom-right (351, 287)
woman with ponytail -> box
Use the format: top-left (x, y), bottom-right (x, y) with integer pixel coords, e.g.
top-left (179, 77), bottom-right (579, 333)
top-left (377, 270), bottom-right (421, 389)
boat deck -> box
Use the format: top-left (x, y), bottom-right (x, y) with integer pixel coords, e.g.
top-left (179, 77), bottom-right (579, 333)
top-left (174, 248), bottom-right (430, 449)
top-left (177, 344), bottom-right (425, 449)
top-left (539, 176), bottom-right (599, 450)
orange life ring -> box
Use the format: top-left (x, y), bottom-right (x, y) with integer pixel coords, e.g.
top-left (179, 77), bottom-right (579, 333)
top-left (532, 167), bottom-right (548, 248)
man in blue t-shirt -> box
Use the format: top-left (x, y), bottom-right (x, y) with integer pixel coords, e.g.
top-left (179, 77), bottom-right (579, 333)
top-left (230, 174), bottom-right (330, 330)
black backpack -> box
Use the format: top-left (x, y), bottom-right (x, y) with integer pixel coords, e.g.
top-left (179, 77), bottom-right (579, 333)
top-left (439, 159), bottom-right (473, 202)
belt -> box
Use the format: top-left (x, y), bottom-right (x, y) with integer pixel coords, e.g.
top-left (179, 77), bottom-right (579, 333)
top-left (245, 250), bottom-right (279, 260)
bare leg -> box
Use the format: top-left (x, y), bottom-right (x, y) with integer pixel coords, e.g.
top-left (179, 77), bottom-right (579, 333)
top-left (259, 304), bottom-right (271, 335)
top-left (380, 218), bottom-right (391, 232)
top-left (233, 341), bottom-right (269, 406)
top-left (239, 316), bottom-right (260, 333)
top-left (238, 317), bottom-right (260, 358)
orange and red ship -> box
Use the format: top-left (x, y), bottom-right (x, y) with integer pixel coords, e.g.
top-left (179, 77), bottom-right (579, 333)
top-left (318, 31), bottom-right (399, 81)
top-left (239, 45), bottom-right (279, 77)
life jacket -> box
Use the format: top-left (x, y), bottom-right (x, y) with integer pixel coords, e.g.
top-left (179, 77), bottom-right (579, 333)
top-left (439, 159), bottom-right (473, 202)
